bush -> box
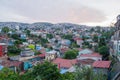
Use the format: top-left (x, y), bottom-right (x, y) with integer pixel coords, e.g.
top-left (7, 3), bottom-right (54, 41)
top-left (64, 49), bottom-right (79, 59)
top-left (7, 46), bottom-right (21, 56)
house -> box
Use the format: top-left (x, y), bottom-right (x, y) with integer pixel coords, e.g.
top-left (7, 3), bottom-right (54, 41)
top-left (20, 34), bottom-right (27, 39)
top-left (61, 39), bottom-right (71, 46)
top-left (53, 58), bottom-right (77, 69)
top-left (52, 58), bottom-right (77, 74)
top-left (77, 53), bottom-right (102, 61)
top-left (73, 37), bottom-right (83, 47)
top-left (0, 60), bottom-right (22, 72)
top-left (86, 39), bottom-right (93, 43)
top-left (92, 61), bottom-right (111, 75)
top-left (39, 53), bottom-right (45, 59)
top-left (35, 44), bottom-right (41, 51)
top-left (45, 50), bottom-right (58, 61)
top-left (78, 49), bottom-right (93, 55)
top-left (20, 48), bottom-right (34, 57)
top-left (59, 47), bottom-right (69, 56)
top-left (28, 39), bottom-right (33, 44)
top-left (77, 53), bottom-right (102, 67)
top-left (0, 65), bottom-right (4, 70)
top-left (0, 43), bottom-right (7, 57)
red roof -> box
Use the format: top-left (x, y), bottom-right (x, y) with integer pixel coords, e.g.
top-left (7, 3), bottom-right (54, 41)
top-left (73, 37), bottom-right (82, 41)
top-left (92, 61), bottom-right (111, 68)
top-left (53, 58), bottom-right (77, 68)
top-left (76, 48), bottom-right (83, 51)
top-left (39, 53), bottom-right (45, 57)
top-left (1, 60), bottom-right (22, 67)
top-left (77, 59), bottom-right (95, 65)
top-left (80, 53), bottom-right (102, 57)
top-left (60, 48), bottom-right (69, 53)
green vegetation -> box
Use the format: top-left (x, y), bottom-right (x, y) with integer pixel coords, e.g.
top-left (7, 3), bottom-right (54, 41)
top-left (1, 27), bottom-right (9, 33)
top-left (7, 46), bottom-right (21, 56)
top-left (27, 61), bottom-right (61, 80)
top-left (25, 30), bottom-right (31, 36)
top-left (46, 33), bottom-right (53, 39)
top-left (62, 34), bottom-right (73, 40)
top-left (28, 44), bottom-right (35, 50)
top-left (93, 35), bottom-right (98, 42)
top-left (0, 68), bottom-right (20, 80)
top-left (98, 46), bottom-right (109, 56)
top-left (61, 72), bottom-right (75, 80)
top-left (82, 41), bottom-right (92, 49)
top-left (63, 49), bottom-right (79, 59)
top-left (75, 66), bottom-right (107, 80)
top-left (14, 40), bottom-right (22, 46)
top-left (71, 42), bottom-right (80, 48)
top-left (0, 62), bottom-right (107, 80)
top-left (34, 51), bottom-right (42, 55)
top-left (11, 34), bottom-right (20, 40)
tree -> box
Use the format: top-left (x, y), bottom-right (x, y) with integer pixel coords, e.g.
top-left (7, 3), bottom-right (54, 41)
top-left (98, 37), bottom-right (106, 47)
top-left (61, 72), bottom-right (75, 80)
top-left (74, 66), bottom-right (107, 80)
top-left (64, 49), bottom-right (78, 59)
top-left (11, 34), bottom-right (20, 40)
top-left (7, 46), bottom-right (21, 56)
top-left (71, 42), bottom-right (79, 48)
top-left (93, 35), bottom-right (98, 42)
top-left (35, 51), bottom-right (42, 55)
top-left (90, 28), bottom-right (95, 32)
top-left (20, 70), bottom-right (34, 80)
top-left (26, 30), bottom-right (31, 36)
top-left (0, 68), bottom-right (20, 80)
top-left (40, 38), bottom-right (48, 46)
top-left (23, 30), bottom-right (30, 36)
top-left (30, 61), bottom-right (61, 80)
top-left (62, 34), bottom-right (73, 40)
top-left (98, 46), bottom-right (109, 56)
top-left (46, 34), bottom-right (53, 39)
top-left (14, 40), bottom-right (22, 46)
top-left (1, 27), bottom-right (9, 33)
top-left (82, 41), bottom-right (92, 49)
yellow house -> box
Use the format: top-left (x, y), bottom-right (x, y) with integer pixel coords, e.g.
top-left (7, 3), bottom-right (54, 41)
top-left (45, 50), bottom-right (57, 61)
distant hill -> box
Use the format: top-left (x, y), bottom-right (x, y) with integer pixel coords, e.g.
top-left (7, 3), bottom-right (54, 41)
top-left (0, 22), bottom-right (86, 29)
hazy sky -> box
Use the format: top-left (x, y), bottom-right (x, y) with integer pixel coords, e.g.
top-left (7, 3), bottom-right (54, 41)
top-left (0, 0), bottom-right (120, 26)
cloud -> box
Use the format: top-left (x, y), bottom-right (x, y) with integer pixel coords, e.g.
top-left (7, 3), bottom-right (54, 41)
top-left (65, 6), bottom-right (106, 23)
top-left (0, 0), bottom-right (106, 24)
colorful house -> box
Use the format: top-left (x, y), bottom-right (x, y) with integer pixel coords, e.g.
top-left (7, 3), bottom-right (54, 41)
top-left (0, 43), bottom-right (7, 57)
top-left (73, 37), bottom-right (83, 47)
top-left (20, 34), bottom-right (27, 39)
top-left (20, 48), bottom-right (34, 57)
top-left (0, 60), bottom-right (22, 72)
top-left (53, 58), bottom-right (77, 74)
top-left (92, 61), bottom-right (111, 75)
top-left (78, 49), bottom-right (93, 55)
top-left (45, 50), bottom-right (58, 61)
top-left (77, 53), bottom-right (102, 61)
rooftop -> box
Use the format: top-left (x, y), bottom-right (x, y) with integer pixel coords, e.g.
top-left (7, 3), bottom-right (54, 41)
top-left (79, 49), bottom-right (93, 55)
top-left (92, 61), bottom-right (111, 68)
top-left (53, 58), bottom-right (77, 68)
top-left (79, 53), bottom-right (102, 57)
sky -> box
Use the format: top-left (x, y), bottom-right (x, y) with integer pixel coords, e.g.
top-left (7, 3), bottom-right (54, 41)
top-left (0, 0), bottom-right (120, 26)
